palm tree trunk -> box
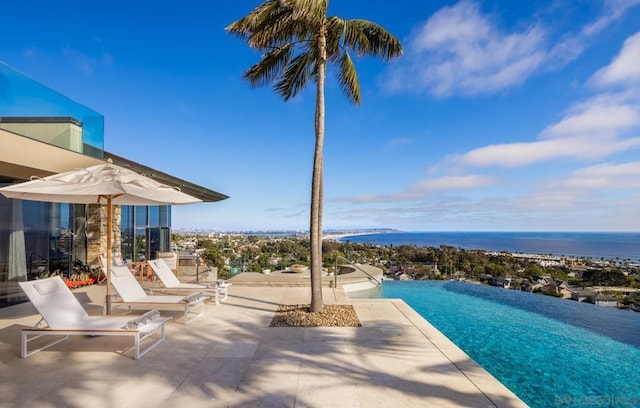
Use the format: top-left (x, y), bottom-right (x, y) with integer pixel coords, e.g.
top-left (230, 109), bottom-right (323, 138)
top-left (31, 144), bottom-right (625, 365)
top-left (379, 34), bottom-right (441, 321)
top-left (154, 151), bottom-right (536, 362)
top-left (310, 22), bottom-right (327, 313)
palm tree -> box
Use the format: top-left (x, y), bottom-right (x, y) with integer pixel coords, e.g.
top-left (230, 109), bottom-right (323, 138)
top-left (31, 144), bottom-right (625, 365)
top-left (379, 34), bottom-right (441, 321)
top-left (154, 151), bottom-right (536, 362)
top-left (227, 0), bottom-right (402, 312)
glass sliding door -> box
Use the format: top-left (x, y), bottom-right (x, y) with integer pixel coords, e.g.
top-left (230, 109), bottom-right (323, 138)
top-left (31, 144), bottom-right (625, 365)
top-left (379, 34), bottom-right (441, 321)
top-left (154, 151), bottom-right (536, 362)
top-left (124, 205), bottom-right (172, 263)
top-left (0, 190), bottom-right (86, 307)
top-left (134, 227), bottom-right (148, 262)
top-left (0, 192), bottom-right (27, 304)
top-left (120, 205), bottom-right (134, 263)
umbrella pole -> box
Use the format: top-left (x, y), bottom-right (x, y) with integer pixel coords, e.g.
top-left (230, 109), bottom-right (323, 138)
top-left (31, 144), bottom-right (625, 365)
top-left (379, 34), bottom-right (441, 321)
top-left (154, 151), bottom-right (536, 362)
top-left (106, 196), bottom-right (112, 315)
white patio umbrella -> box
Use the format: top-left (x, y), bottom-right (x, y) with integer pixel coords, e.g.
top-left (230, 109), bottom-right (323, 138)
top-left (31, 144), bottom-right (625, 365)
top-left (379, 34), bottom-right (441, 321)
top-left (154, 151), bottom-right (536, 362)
top-left (0, 160), bottom-right (201, 314)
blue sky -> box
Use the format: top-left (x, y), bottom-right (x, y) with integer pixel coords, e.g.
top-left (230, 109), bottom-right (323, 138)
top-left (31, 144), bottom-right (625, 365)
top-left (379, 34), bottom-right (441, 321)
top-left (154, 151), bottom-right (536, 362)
top-left (1, 0), bottom-right (640, 232)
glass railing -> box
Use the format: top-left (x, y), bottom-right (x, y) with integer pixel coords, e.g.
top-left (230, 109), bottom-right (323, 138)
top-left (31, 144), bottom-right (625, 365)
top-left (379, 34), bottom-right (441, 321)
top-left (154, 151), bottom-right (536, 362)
top-left (0, 61), bottom-right (104, 158)
top-left (334, 255), bottom-right (382, 287)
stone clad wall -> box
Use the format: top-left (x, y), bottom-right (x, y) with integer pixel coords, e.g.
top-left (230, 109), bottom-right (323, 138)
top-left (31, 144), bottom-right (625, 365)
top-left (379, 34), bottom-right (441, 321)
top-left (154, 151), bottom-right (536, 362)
top-left (86, 204), bottom-right (121, 267)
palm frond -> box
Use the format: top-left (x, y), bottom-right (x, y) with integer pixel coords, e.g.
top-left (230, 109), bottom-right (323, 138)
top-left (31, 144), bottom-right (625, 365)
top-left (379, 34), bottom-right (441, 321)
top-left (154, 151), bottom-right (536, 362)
top-left (341, 19), bottom-right (403, 60)
top-left (288, 0), bottom-right (328, 24)
top-left (248, 3), bottom-right (307, 48)
top-left (244, 44), bottom-right (294, 88)
top-left (325, 16), bottom-right (345, 59)
top-left (274, 51), bottom-right (315, 101)
top-left (227, 1), bottom-right (303, 49)
top-left (226, 1), bottom-right (281, 38)
top-left (337, 52), bottom-right (360, 105)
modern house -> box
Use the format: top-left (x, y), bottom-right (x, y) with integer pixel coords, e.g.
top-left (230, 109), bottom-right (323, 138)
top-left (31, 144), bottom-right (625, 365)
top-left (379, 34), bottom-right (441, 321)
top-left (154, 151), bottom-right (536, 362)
top-left (590, 293), bottom-right (618, 307)
top-left (569, 288), bottom-right (597, 302)
top-left (0, 62), bottom-right (228, 307)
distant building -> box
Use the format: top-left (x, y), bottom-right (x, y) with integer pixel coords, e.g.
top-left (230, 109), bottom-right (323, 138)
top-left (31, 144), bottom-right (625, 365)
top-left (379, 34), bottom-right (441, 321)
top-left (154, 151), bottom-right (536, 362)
top-left (569, 288), bottom-right (597, 302)
top-left (590, 293), bottom-right (618, 307)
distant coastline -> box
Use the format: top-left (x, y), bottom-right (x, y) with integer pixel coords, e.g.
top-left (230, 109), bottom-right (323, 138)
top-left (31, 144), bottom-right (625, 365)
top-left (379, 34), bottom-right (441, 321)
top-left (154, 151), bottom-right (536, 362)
top-left (180, 228), bottom-right (402, 240)
top-left (339, 231), bottom-right (640, 261)
top-left (322, 228), bottom-right (401, 241)
top-left (175, 228), bottom-right (640, 261)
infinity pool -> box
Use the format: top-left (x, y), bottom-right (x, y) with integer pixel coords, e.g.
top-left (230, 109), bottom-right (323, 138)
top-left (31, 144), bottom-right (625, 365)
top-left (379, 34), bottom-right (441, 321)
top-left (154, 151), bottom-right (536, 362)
top-left (350, 281), bottom-right (640, 407)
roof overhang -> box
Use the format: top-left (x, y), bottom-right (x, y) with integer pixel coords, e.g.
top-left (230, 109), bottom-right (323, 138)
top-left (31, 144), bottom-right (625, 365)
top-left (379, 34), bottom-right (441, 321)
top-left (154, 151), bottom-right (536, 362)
top-left (0, 128), bottom-right (228, 203)
top-left (0, 128), bottom-right (101, 180)
top-left (104, 152), bottom-right (228, 203)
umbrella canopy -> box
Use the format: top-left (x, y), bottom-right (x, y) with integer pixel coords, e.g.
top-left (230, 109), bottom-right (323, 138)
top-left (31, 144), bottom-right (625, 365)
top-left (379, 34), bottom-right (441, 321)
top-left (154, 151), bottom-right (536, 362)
top-left (0, 161), bottom-right (201, 313)
top-left (0, 162), bottom-right (201, 205)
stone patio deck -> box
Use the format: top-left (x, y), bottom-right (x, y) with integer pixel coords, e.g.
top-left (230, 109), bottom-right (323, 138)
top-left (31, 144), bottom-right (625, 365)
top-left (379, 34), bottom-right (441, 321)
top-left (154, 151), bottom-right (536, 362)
top-left (0, 281), bottom-right (527, 407)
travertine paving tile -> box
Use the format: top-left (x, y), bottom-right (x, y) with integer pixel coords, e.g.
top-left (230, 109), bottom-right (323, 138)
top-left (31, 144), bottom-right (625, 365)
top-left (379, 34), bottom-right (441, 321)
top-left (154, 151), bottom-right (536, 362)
top-left (0, 283), bottom-right (527, 408)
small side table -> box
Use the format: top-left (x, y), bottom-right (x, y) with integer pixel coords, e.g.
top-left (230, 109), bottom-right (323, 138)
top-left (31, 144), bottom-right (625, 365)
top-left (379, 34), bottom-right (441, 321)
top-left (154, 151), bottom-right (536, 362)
top-left (131, 261), bottom-right (153, 283)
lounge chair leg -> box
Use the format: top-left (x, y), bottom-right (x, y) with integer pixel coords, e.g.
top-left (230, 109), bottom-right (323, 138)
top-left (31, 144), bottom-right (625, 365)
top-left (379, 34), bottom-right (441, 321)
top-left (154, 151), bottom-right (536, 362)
top-left (22, 332), bottom-right (69, 359)
top-left (135, 322), bottom-right (166, 359)
top-left (134, 334), bottom-right (140, 360)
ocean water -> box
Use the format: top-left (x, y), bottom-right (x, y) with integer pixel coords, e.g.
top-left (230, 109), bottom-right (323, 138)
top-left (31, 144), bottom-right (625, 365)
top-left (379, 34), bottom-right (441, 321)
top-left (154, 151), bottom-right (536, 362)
top-left (341, 232), bottom-right (640, 261)
top-left (351, 281), bottom-right (640, 408)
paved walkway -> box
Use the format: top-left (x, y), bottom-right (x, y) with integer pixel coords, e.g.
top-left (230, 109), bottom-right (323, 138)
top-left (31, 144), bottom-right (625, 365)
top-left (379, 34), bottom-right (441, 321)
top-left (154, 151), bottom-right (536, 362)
top-left (0, 284), bottom-right (527, 407)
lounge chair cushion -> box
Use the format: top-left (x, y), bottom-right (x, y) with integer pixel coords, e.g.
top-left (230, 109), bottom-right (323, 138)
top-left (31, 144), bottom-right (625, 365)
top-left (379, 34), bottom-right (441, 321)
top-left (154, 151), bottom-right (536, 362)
top-left (34, 279), bottom-right (60, 295)
top-left (148, 259), bottom-right (182, 287)
top-left (112, 266), bottom-right (132, 277)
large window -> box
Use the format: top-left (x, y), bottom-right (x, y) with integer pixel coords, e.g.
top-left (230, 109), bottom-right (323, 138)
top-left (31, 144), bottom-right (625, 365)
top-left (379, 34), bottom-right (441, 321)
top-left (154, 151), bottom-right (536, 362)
top-left (0, 191), bottom-right (85, 307)
top-left (120, 205), bottom-right (171, 263)
top-left (0, 194), bottom-right (173, 308)
top-left (120, 205), bottom-right (135, 263)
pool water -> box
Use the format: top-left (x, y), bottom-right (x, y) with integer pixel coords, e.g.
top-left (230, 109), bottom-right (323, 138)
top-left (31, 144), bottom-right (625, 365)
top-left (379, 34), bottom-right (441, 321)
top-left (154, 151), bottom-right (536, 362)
top-left (351, 281), bottom-right (640, 408)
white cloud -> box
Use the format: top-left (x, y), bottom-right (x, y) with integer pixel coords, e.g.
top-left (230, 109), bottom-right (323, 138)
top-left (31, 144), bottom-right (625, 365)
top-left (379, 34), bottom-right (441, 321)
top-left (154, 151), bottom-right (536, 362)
top-left (450, 36), bottom-right (640, 169)
top-left (340, 174), bottom-right (498, 203)
top-left (590, 31), bottom-right (640, 87)
top-left (442, 87), bottom-right (640, 169)
top-left (411, 1), bottom-right (490, 52)
top-left (557, 162), bottom-right (640, 189)
top-left (331, 163), bottom-right (640, 230)
top-left (582, 0), bottom-right (640, 36)
top-left (388, 0), bottom-right (547, 97)
top-left (573, 161), bottom-right (640, 178)
top-left (512, 161), bottom-right (640, 222)
top-left (412, 175), bottom-right (497, 190)
top-left (445, 135), bottom-right (640, 168)
top-left (542, 94), bottom-right (640, 139)
top-left (516, 189), bottom-right (589, 211)
top-left (386, 0), bottom-right (640, 98)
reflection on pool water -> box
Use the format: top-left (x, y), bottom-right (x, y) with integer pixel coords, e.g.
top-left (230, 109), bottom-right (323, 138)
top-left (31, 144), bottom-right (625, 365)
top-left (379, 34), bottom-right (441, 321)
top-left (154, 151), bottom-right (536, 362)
top-left (350, 281), bottom-right (640, 408)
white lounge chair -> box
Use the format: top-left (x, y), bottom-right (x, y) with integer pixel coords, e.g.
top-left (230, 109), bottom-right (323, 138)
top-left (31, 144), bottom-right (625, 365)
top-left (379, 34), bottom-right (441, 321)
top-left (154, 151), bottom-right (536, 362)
top-left (109, 265), bottom-right (206, 324)
top-left (147, 258), bottom-right (230, 304)
top-left (18, 276), bottom-right (169, 360)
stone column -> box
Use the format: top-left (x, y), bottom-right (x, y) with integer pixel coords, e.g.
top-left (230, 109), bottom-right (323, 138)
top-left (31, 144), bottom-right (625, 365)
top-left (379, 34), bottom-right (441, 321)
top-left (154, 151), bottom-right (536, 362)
top-left (86, 204), bottom-right (121, 267)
